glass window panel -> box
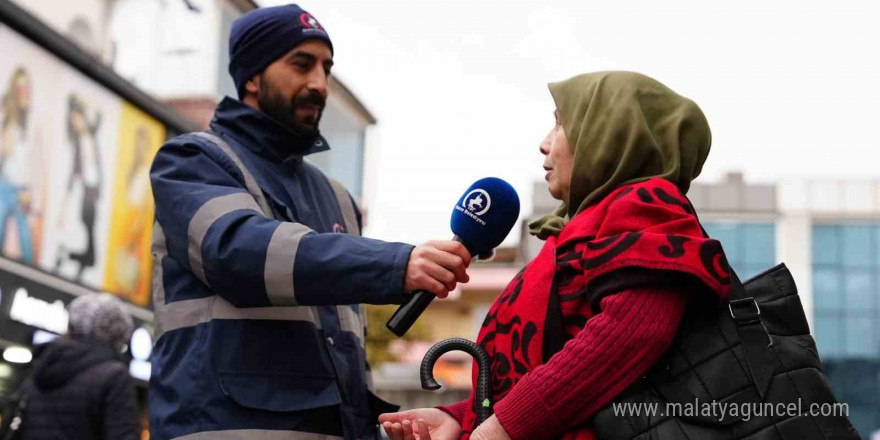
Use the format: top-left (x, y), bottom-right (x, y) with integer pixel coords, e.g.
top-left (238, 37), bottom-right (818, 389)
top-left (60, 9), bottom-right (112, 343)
top-left (812, 225), bottom-right (839, 265)
top-left (846, 410), bottom-right (878, 440)
top-left (844, 270), bottom-right (873, 312)
top-left (743, 224), bottom-right (775, 265)
top-left (740, 264), bottom-right (768, 281)
top-left (813, 268), bottom-right (842, 310)
top-left (875, 225), bottom-right (880, 267)
top-left (845, 316), bottom-right (876, 357)
top-left (841, 225), bottom-right (872, 267)
top-left (705, 223), bottom-right (740, 264)
top-left (814, 314), bottom-right (843, 358)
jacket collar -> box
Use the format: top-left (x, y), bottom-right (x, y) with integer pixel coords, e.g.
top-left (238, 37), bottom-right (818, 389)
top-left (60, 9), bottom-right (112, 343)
top-left (209, 97), bottom-right (330, 163)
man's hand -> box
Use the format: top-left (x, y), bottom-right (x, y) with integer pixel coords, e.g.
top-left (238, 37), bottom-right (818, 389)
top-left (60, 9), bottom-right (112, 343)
top-left (403, 240), bottom-right (471, 298)
top-left (380, 408), bottom-right (461, 440)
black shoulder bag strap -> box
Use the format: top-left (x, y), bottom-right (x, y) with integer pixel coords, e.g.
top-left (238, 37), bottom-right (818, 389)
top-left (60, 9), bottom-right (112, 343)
top-left (685, 195), bottom-right (776, 399)
top-left (726, 267), bottom-right (776, 399)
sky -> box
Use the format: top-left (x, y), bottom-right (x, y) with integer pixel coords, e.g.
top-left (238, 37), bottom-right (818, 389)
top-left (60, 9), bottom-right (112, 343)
top-left (263, 0), bottom-right (880, 246)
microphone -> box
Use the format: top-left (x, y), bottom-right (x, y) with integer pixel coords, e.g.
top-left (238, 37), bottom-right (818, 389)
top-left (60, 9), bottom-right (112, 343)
top-left (386, 177), bottom-right (520, 337)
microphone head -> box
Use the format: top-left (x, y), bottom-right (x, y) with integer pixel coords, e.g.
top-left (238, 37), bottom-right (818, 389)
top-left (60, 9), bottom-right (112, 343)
top-left (450, 177), bottom-right (520, 256)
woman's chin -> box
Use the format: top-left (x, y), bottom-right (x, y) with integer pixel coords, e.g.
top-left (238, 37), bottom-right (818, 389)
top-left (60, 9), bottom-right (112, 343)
top-left (547, 187), bottom-right (565, 201)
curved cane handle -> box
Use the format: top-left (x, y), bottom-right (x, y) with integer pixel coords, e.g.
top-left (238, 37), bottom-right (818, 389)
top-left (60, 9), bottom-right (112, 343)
top-left (420, 337), bottom-right (493, 425)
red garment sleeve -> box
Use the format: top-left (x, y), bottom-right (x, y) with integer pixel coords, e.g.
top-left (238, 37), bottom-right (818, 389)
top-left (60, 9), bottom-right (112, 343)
top-left (437, 399), bottom-right (469, 426)
top-left (493, 287), bottom-right (687, 440)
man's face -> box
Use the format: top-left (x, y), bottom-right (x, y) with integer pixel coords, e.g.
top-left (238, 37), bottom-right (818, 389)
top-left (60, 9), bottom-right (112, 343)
top-left (248, 40), bottom-right (333, 138)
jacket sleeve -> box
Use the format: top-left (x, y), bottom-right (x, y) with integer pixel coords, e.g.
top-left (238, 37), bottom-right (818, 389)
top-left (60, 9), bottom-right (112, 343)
top-left (437, 399), bottom-right (469, 426)
top-left (150, 136), bottom-right (413, 307)
top-left (493, 287), bottom-right (687, 440)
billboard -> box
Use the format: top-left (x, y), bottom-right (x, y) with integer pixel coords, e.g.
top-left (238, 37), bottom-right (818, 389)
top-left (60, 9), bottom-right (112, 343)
top-left (104, 103), bottom-right (164, 306)
top-left (0, 23), bottom-right (163, 308)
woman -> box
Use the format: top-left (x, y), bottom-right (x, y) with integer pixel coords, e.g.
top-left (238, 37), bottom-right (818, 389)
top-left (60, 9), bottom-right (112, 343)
top-left (55, 94), bottom-right (103, 280)
top-left (380, 71), bottom-right (731, 440)
top-left (0, 66), bottom-right (35, 262)
top-left (12, 293), bottom-right (140, 440)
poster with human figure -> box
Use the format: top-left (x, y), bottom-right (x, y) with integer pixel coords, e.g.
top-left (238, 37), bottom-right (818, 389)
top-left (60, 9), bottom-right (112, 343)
top-left (52, 93), bottom-right (111, 279)
top-left (40, 76), bottom-right (120, 286)
top-left (0, 25), bottom-right (58, 265)
top-left (104, 103), bottom-right (164, 307)
top-left (1, 23), bottom-right (165, 308)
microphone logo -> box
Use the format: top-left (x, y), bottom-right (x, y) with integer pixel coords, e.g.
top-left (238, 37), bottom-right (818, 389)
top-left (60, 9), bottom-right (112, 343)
top-left (462, 189), bottom-right (491, 216)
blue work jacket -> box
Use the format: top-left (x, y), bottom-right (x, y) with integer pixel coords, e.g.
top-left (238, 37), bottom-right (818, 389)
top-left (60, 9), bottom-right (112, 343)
top-left (149, 98), bottom-right (412, 440)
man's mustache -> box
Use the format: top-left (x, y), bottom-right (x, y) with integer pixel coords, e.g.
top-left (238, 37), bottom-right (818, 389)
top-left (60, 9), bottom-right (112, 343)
top-left (293, 92), bottom-right (325, 109)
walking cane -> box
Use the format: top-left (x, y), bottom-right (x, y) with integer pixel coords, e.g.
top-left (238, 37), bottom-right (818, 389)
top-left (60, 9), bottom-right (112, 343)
top-left (420, 338), bottom-right (492, 425)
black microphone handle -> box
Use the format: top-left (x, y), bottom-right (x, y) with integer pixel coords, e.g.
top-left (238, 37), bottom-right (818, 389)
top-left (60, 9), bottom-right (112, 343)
top-left (386, 236), bottom-right (474, 337)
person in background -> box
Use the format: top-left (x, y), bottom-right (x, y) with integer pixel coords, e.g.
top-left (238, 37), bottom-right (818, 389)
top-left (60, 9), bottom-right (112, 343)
top-left (20, 293), bottom-right (139, 440)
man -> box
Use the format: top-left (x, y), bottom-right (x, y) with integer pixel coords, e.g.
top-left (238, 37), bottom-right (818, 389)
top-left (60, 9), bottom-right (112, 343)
top-left (148, 4), bottom-right (470, 440)
top-left (13, 294), bottom-right (139, 440)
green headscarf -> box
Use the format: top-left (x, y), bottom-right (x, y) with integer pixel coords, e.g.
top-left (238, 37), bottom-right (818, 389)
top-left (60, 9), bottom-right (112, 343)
top-left (529, 71), bottom-right (712, 239)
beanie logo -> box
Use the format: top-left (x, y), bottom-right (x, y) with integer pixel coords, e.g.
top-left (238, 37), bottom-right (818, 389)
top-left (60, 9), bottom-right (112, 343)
top-left (300, 13), bottom-right (324, 30)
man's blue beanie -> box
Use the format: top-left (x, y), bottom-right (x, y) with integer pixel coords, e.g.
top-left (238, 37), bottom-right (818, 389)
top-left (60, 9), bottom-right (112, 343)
top-left (229, 4), bottom-right (333, 98)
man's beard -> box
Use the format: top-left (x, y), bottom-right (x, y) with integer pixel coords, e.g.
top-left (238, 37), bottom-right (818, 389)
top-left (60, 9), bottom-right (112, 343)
top-left (257, 74), bottom-right (324, 140)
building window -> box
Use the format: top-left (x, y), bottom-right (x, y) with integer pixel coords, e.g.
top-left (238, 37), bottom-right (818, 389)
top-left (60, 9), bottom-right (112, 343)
top-left (216, 3), bottom-right (240, 100)
top-left (67, 16), bottom-right (95, 55)
top-left (811, 223), bottom-right (880, 436)
top-left (308, 102), bottom-right (366, 198)
top-left (702, 222), bottom-right (776, 280)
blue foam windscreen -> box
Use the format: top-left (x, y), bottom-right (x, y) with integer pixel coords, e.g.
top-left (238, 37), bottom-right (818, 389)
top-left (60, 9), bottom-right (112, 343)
top-left (450, 177), bottom-right (520, 256)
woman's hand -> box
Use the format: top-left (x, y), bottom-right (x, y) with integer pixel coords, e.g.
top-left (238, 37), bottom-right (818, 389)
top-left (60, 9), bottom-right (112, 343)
top-left (470, 415), bottom-right (512, 440)
top-left (379, 408), bottom-right (460, 440)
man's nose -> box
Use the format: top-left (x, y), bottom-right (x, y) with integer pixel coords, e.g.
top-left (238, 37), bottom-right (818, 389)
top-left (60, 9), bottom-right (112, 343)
top-left (307, 69), bottom-right (328, 97)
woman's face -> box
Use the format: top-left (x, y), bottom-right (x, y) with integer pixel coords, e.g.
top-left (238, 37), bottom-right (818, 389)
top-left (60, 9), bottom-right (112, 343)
top-left (71, 110), bottom-right (88, 135)
top-left (540, 110), bottom-right (574, 202)
top-left (14, 73), bottom-right (30, 111)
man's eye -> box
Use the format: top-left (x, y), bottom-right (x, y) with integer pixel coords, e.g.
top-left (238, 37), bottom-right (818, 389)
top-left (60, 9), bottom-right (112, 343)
top-left (294, 62), bottom-right (310, 70)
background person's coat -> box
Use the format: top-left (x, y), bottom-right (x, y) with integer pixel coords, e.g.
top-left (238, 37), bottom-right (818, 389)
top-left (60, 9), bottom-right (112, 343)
top-left (20, 337), bottom-right (140, 440)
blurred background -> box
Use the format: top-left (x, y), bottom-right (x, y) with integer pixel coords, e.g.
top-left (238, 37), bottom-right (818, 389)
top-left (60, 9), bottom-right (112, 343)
top-left (0, 0), bottom-right (878, 438)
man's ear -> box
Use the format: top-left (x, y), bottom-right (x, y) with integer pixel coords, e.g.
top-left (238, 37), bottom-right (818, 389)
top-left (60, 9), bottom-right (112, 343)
top-left (245, 73), bottom-right (261, 96)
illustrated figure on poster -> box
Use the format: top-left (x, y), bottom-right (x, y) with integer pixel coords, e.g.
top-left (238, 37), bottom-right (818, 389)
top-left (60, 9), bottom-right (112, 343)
top-left (55, 94), bottom-right (103, 281)
top-left (0, 66), bottom-right (36, 264)
top-left (113, 125), bottom-right (153, 299)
